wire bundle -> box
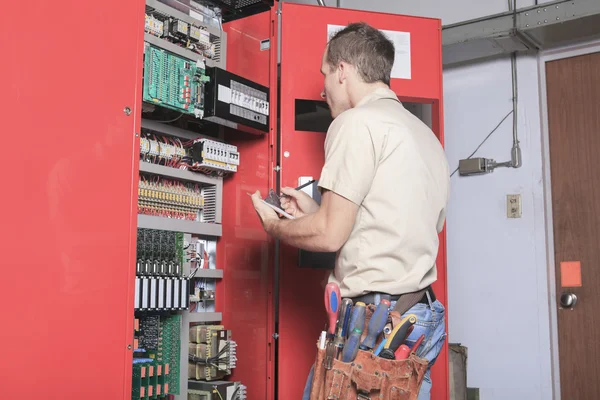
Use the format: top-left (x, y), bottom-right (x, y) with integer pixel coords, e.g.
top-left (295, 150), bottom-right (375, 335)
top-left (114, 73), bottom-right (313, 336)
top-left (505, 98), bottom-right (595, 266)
top-left (188, 340), bottom-right (236, 372)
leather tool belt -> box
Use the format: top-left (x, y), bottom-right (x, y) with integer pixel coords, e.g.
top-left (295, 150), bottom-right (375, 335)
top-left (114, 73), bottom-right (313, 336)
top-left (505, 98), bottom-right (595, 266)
top-left (308, 299), bottom-right (430, 400)
top-left (350, 286), bottom-right (436, 312)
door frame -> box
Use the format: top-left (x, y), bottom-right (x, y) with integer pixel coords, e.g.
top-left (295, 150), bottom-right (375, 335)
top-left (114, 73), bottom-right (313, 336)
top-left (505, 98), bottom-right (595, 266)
top-left (538, 37), bottom-right (600, 400)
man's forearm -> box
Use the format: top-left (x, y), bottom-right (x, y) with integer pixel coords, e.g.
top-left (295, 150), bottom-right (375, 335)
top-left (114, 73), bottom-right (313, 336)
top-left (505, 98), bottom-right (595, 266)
top-left (266, 212), bottom-right (336, 252)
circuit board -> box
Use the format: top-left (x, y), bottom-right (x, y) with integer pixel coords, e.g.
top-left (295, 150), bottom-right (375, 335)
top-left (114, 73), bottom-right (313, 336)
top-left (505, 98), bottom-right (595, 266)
top-left (159, 314), bottom-right (181, 394)
top-left (143, 44), bottom-right (210, 117)
top-left (133, 314), bottom-right (181, 399)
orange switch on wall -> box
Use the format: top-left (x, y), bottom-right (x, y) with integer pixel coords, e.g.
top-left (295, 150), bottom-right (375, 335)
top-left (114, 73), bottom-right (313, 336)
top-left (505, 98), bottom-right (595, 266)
top-left (561, 261), bottom-right (582, 287)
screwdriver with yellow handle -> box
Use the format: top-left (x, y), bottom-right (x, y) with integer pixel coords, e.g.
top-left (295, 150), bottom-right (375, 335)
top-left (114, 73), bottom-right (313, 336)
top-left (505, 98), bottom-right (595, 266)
top-left (379, 314), bottom-right (418, 360)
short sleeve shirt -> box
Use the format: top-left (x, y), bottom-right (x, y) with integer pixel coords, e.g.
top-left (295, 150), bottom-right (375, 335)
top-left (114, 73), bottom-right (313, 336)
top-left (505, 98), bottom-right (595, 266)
top-left (318, 87), bottom-right (450, 298)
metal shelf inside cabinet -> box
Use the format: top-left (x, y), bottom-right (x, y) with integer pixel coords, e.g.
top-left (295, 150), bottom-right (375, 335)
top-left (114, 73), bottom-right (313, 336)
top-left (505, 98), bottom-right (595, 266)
top-left (144, 33), bottom-right (217, 67)
top-left (185, 312), bottom-right (222, 323)
top-left (146, 0), bottom-right (223, 38)
top-left (138, 215), bottom-right (222, 237)
top-left (141, 118), bottom-right (210, 141)
top-left (190, 269), bottom-right (223, 279)
top-left (139, 161), bottom-right (220, 185)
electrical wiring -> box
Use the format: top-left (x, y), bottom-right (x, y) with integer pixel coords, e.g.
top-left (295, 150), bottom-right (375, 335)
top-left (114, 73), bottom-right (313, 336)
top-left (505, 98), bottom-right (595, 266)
top-left (140, 132), bottom-right (239, 177)
top-left (450, 110), bottom-right (513, 177)
top-left (138, 175), bottom-right (204, 220)
top-left (189, 342), bottom-right (231, 371)
top-left (214, 390), bottom-right (224, 400)
top-left (155, 113), bottom-right (184, 123)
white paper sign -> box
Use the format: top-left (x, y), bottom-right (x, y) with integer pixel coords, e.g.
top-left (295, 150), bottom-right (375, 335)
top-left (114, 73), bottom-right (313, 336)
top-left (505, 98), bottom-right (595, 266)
top-left (327, 24), bottom-right (411, 80)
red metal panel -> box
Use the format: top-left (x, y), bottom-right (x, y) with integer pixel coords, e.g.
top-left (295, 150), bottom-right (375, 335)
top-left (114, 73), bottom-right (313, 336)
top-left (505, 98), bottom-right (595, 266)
top-left (0, 0), bottom-right (145, 399)
top-left (278, 3), bottom-right (448, 399)
top-left (218, 9), bottom-right (276, 400)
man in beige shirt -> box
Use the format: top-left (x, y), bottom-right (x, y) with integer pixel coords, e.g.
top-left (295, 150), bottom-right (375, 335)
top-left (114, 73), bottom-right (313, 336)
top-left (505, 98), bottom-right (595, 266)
top-left (251, 22), bottom-right (449, 400)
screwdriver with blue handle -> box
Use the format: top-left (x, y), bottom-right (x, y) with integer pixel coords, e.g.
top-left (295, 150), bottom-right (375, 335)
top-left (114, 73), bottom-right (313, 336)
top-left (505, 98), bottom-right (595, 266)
top-left (348, 302), bottom-right (366, 335)
top-left (341, 327), bottom-right (363, 362)
top-left (339, 300), bottom-right (367, 362)
top-left (359, 299), bottom-right (391, 351)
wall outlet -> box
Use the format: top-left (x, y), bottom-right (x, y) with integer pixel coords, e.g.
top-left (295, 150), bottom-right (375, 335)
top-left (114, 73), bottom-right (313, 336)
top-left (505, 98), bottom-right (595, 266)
top-left (507, 194), bottom-right (522, 218)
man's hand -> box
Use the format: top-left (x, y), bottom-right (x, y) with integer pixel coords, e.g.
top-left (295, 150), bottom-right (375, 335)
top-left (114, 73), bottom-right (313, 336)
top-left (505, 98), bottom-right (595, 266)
top-left (250, 191), bottom-right (280, 232)
top-left (279, 187), bottom-right (320, 218)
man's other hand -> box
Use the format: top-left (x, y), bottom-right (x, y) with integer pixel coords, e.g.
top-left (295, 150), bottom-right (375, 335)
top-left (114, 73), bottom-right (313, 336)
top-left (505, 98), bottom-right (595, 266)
top-left (250, 191), bottom-right (279, 231)
top-left (280, 187), bottom-right (320, 218)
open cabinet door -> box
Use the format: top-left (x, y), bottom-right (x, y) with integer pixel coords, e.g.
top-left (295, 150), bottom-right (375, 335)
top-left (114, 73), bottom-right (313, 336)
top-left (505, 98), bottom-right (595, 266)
top-left (1, 1), bottom-right (146, 399)
top-left (277, 3), bottom-right (448, 399)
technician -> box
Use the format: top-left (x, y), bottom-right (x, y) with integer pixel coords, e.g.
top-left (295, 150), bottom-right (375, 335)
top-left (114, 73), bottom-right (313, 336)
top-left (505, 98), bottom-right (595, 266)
top-left (250, 22), bottom-right (450, 400)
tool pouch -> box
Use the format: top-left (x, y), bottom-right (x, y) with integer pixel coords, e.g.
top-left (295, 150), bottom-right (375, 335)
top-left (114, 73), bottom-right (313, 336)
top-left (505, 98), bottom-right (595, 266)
top-left (309, 345), bottom-right (428, 400)
top-left (309, 305), bottom-right (428, 400)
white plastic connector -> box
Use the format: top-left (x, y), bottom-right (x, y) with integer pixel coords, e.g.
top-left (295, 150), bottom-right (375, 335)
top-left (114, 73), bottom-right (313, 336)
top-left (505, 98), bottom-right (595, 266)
top-left (140, 137), bottom-right (150, 155)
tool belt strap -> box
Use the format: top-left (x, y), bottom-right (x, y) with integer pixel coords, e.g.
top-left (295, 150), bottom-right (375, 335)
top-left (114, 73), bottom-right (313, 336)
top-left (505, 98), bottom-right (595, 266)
top-left (393, 288), bottom-right (427, 315)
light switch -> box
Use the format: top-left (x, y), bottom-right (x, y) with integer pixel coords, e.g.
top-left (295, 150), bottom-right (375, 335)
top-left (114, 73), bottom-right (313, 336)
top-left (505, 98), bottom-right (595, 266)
top-left (507, 194), bottom-right (522, 218)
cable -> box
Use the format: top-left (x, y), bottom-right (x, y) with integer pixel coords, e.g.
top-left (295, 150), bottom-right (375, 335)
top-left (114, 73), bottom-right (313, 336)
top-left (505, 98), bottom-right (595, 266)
top-left (155, 113), bottom-right (184, 123)
top-left (450, 110), bottom-right (513, 177)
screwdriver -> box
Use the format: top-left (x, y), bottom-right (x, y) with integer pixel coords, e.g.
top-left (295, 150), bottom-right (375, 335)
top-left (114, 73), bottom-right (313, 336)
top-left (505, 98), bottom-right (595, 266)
top-left (360, 299), bottom-right (391, 350)
top-left (324, 283), bottom-right (341, 337)
top-left (379, 314), bottom-right (417, 360)
top-left (348, 302), bottom-right (366, 336)
top-left (341, 327), bottom-right (363, 362)
top-left (339, 299), bottom-right (353, 338)
top-left (333, 298), bottom-right (353, 358)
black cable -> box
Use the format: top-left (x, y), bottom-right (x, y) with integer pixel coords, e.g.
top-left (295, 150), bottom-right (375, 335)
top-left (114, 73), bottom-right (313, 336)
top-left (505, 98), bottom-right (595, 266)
top-left (450, 110), bottom-right (514, 177)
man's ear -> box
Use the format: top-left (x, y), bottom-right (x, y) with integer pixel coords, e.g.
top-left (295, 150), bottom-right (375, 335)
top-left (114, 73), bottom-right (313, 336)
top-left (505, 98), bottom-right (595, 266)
top-left (337, 62), bottom-right (347, 83)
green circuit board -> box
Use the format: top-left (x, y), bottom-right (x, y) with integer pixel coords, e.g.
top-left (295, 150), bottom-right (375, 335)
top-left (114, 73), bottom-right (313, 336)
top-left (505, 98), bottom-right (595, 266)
top-left (159, 314), bottom-right (181, 394)
top-left (133, 314), bottom-right (181, 400)
top-left (143, 43), bottom-right (210, 117)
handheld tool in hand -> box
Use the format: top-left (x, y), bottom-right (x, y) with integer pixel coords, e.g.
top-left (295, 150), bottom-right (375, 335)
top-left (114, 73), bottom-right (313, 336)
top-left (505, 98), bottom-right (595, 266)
top-left (341, 327), bottom-right (363, 362)
top-left (280, 179), bottom-right (317, 197)
top-left (324, 283), bottom-right (341, 338)
top-left (379, 314), bottom-right (417, 360)
top-left (359, 299), bottom-right (391, 350)
top-left (348, 301), bottom-right (366, 336)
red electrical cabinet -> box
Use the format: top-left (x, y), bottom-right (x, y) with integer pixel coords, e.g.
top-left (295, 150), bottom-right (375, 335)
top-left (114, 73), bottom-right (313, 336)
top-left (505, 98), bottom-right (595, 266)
top-left (1, 1), bottom-right (446, 400)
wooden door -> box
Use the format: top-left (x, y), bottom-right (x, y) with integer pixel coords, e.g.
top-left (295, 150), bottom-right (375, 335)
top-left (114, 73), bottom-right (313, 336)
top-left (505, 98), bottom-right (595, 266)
top-left (546, 51), bottom-right (600, 400)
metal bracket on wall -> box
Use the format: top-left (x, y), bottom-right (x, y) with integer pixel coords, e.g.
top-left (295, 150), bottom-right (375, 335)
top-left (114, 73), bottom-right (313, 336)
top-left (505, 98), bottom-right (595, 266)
top-left (443, 0), bottom-right (600, 66)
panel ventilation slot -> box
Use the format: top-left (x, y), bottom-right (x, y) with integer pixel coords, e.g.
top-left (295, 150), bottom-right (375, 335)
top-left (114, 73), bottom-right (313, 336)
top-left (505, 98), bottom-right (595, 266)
top-left (202, 185), bottom-right (217, 223)
top-left (237, 0), bottom-right (260, 7)
top-left (213, 37), bottom-right (222, 64)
